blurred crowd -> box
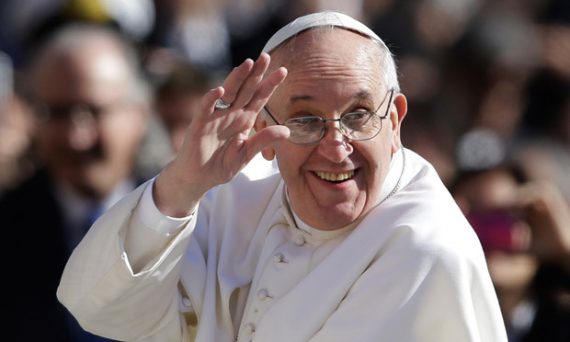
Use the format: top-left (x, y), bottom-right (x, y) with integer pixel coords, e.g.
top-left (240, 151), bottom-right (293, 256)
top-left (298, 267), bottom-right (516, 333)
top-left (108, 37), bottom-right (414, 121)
top-left (0, 0), bottom-right (568, 341)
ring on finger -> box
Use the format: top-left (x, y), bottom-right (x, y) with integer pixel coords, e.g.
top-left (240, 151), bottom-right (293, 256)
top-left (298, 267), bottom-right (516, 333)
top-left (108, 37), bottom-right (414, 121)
top-left (214, 98), bottom-right (232, 110)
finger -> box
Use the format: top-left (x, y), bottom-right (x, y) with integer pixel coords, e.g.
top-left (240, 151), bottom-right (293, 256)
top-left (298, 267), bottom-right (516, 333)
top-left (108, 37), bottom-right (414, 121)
top-left (220, 67), bottom-right (287, 141)
top-left (517, 182), bottom-right (555, 212)
top-left (245, 67), bottom-right (288, 113)
top-left (221, 58), bottom-right (254, 104)
top-left (201, 87), bottom-right (225, 116)
top-left (231, 53), bottom-right (271, 109)
top-left (244, 125), bottom-right (290, 161)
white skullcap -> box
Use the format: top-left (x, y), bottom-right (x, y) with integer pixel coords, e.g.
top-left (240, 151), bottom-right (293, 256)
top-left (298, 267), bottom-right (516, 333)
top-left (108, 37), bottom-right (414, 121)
top-left (262, 11), bottom-right (385, 53)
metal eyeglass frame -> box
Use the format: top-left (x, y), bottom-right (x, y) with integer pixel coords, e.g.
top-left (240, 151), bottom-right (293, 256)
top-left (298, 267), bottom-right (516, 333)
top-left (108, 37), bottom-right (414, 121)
top-left (263, 88), bottom-right (395, 145)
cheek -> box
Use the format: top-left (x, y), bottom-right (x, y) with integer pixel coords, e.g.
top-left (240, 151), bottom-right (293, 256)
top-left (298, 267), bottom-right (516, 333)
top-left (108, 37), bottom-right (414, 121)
top-left (359, 140), bottom-right (392, 188)
top-left (391, 134), bottom-right (402, 154)
top-left (368, 155), bottom-right (390, 188)
top-left (36, 126), bottom-right (66, 156)
top-left (275, 145), bottom-right (309, 178)
top-left (389, 120), bottom-right (403, 153)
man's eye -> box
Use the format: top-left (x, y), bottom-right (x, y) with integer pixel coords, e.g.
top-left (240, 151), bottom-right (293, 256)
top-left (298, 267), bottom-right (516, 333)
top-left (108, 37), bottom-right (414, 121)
top-left (287, 116), bottom-right (322, 127)
top-left (343, 112), bottom-right (372, 125)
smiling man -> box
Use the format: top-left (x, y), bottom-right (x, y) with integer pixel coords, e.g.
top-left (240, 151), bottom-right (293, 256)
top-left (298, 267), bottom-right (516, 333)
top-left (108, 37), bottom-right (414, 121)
top-left (58, 12), bottom-right (507, 342)
top-left (259, 27), bottom-right (401, 231)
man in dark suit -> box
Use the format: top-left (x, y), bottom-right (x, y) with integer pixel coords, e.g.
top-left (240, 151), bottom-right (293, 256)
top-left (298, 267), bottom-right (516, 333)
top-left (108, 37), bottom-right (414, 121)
top-left (3, 24), bottom-right (149, 341)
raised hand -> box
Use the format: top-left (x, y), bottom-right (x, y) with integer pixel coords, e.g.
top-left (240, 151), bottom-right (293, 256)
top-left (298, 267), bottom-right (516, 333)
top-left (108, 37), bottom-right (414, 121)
top-left (517, 181), bottom-right (570, 265)
top-left (154, 53), bottom-right (289, 217)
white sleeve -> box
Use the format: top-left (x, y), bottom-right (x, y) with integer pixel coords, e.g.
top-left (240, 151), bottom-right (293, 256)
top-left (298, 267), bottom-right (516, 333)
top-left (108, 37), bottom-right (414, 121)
top-left (57, 180), bottom-right (199, 341)
top-left (124, 179), bottom-right (194, 272)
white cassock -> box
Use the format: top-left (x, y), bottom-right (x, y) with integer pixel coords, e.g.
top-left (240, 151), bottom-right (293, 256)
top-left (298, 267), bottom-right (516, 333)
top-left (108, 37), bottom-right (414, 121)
top-left (57, 148), bottom-right (508, 342)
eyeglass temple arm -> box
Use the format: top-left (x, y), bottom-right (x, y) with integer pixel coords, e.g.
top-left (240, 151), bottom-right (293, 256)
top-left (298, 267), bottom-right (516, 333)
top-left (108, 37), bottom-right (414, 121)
top-left (380, 89), bottom-right (395, 119)
top-left (262, 107), bottom-right (282, 125)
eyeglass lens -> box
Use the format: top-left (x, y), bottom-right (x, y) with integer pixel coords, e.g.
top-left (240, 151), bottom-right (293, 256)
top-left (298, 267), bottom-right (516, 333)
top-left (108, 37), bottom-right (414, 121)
top-left (270, 89), bottom-right (394, 145)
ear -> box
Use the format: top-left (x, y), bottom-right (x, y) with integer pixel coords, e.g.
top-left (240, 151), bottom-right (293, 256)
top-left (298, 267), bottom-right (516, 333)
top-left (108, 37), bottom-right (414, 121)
top-left (254, 114), bottom-right (277, 161)
top-left (389, 93), bottom-right (408, 154)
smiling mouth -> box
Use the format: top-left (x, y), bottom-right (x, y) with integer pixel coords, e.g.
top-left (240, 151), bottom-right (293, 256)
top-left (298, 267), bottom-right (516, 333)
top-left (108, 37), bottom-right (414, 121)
top-left (314, 170), bottom-right (355, 183)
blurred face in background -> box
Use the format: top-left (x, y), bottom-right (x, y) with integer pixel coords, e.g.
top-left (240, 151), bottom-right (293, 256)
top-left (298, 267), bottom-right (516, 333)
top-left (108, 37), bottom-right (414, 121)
top-left (32, 34), bottom-right (147, 199)
top-left (157, 91), bottom-right (202, 154)
top-left (0, 94), bottom-right (35, 188)
top-left (453, 169), bottom-right (537, 294)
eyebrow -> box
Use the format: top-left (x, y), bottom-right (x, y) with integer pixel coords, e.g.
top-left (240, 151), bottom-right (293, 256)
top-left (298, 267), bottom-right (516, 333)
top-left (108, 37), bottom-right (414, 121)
top-left (354, 90), bottom-right (375, 102)
top-left (288, 95), bottom-right (313, 104)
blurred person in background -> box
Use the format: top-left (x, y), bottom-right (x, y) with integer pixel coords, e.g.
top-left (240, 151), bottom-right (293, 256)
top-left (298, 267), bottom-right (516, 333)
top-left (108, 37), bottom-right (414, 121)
top-left (2, 24), bottom-right (150, 341)
top-left (0, 51), bottom-right (36, 193)
top-left (147, 0), bottom-right (230, 73)
top-left (154, 62), bottom-right (213, 154)
top-left (0, 0), bottom-right (154, 68)
top-left (515, 70), bottom-right (570, 207)
top-left (0, 92), bottom-right (36, 193)
top-left (452, 132), bottom-right (570, 342)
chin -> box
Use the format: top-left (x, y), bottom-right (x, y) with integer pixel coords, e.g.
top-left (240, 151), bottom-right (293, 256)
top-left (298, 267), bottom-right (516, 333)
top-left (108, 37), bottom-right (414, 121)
top-left (73, 176), bottom-right (112, 200)
top-left (317, 206), bottom-right (361, 230)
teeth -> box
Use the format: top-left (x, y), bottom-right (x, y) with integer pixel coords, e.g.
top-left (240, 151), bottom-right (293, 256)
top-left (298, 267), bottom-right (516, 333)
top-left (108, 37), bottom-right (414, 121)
top-left (315, 170), bottom-right (354, 182)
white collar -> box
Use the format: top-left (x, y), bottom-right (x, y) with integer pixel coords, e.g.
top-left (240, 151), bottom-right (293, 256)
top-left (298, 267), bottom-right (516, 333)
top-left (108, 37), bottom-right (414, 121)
top-left (378, 146), bottom-right (406, 205)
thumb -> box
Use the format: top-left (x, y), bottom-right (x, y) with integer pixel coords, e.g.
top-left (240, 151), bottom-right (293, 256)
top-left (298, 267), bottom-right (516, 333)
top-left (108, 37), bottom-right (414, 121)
top-left (244, 125), bottom-right (290, 161)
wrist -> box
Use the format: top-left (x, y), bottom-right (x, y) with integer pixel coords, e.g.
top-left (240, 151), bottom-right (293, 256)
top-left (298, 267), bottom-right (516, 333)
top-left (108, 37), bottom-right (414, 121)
top-left (153, 163), bottom-right (207, 217)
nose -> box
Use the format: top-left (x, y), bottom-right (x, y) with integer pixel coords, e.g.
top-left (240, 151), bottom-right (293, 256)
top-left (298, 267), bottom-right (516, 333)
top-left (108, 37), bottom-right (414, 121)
top-left (317, 121), bottom-right (353, 163)
top-left (67, 109), bottom-right (99, 151)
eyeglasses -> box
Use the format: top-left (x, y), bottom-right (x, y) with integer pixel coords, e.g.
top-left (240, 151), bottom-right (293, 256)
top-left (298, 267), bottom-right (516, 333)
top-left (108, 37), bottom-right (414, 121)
top-left (34, 101), bottom-right (128, 125)
top-left (263, 89), bottom-right (394, 145)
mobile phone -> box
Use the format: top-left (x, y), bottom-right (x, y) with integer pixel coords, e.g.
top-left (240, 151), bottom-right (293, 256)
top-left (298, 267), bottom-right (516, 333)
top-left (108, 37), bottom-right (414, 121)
top-left (466, 210), bottom-right (519, 253)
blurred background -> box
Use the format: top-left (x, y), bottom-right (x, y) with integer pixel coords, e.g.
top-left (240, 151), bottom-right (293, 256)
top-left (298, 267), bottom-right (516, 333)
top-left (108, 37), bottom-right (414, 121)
top-left (0, 1), bottom-right (568, 341)
top-left (1, 0), bottom-right (569, 190)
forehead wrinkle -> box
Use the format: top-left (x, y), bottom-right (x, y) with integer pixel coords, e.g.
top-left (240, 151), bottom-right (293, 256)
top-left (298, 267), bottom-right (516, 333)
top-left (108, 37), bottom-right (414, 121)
top-left (284, 60), bottom-right (379, 92)
top-left (271, 29), bottom-right (385, 112)
top-left (289, 51), bottom-right (378, 78)
top-left (288, 90), bottom-right (373, 103)
top-left (282, 65), bottom-right (380, 108)
top-left (282, 53), bottom-right (382, 102)
top-left (272, 30), bottom-right (382, 77)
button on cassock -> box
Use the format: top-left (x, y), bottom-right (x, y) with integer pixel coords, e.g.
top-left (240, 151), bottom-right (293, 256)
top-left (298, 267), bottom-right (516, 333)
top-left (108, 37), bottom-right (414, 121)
top-left (257, 289), bottom-right (272, 301)
top-left (273, 252), bottom-right (286, 263)
top-left (243, 323), bottom-right (255, 336)
top-left (293, 234), bottom-right (305, 246)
